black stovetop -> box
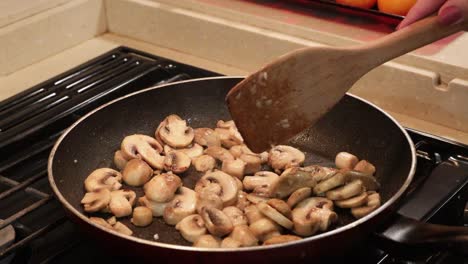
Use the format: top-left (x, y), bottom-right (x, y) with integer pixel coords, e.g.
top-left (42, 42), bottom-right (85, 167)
top-left (0, 47), bottom-right (467, 264)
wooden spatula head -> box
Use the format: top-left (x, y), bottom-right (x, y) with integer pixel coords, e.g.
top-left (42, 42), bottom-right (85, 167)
top-left (226, 47), bottom-right (362, 153)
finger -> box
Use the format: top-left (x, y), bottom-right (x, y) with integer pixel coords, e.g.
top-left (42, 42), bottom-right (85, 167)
top-left (397, 0), bottom-right (446, 29)
top-left (438, 0), bottom-right (468, 25)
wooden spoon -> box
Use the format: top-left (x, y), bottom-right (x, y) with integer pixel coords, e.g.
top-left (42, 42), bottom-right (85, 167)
top-left (226, 16), bottom-right (468, 153)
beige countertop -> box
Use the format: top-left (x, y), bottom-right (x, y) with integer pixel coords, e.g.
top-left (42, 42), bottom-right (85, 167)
top-left (0, 0), bottom-right (467, 146)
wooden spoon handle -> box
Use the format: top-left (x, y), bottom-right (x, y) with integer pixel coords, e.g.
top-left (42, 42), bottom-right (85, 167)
top-left (361, 16), bottom-right (468, 67)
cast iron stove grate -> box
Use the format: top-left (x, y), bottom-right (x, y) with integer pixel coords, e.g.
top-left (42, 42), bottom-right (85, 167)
top-left (0, 46), bottom-right (466, 264)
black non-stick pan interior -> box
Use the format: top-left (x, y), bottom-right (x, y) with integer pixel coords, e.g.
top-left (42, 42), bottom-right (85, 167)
top-left (50, 77), bottom-right (414, 246)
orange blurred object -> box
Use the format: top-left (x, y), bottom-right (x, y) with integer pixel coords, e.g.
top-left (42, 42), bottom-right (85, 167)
top-left (377, 0), bottom-right (417, 16)
top-left (335, 0), bottom-right (377, 9)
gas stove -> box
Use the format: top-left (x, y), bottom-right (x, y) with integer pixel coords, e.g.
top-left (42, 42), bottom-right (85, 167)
top-left (0, 47), bottom-right (467, 264)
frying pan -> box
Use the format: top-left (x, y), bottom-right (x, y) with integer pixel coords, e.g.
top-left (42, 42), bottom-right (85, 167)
top-left (48, 76), bottom-right (420, 262)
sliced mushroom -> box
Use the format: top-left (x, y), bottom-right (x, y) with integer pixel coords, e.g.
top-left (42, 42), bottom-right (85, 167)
top-left (244, 204), bottom-right (266, 225)
top-left (335, 191), bottom-right (368, 208)
top-left (263, 235), bottom-right (302, 245)
top-left (239, 154), bottom-right (262, 175)
top-left (89, 217), bottom-right (113, 229)
top-left (229, 225), bottom-right (259, 247)
top-left (204, 146), bottom-right (234, 162)
top-left (193, 155), bottom-right (216, 172)
top-left (257, 202), bottom-right (293, 229)
top-left (138, 196), bottom-right (168, 217)
top-left (292, 197), bottom-right (337, 236)
top-left (121, 134), bottom-right (164, 169)
top-left (200, 207), bottom-right (234, 237)
top-left (287, 187), bottom-right (312, 208)
top-left (326, 180), bottom-right (365, 201)
top-left (221, 237), bottom-right (241, 248)
top-left (107, 216), bottom-right (117, 226)
top-left (249, 218), bottom-right (282, 242)
top-left (81, 188), bottom-right (111, 213)
top-left (313, 172), bottom-right (347, 195)
top-left (234, 176), bottom-right (243, 190)
top-left (114, 150), bottom-right (128, 170)
top-left (235, 191), bottom-right (251, 211)
top-left (246, 193), bottom-right (269, 204)
top-left (351, 191), bottom-right (381, 219)
top-left (335, 152), bottom-right (359, 170)
top-left (354, 160), bottom-right (376, 175)
top-left (181, 143), bottom-right (204, 159)
top-left (223, 206), bottom-right (248, 226)
top-left (243, 171), bottom-right (279, 197)
top-left (113, 221), bottom-right (133, 236)
top-left (221, 159), bottom-right (246, 179)
top-left (267, 199), bottom-right (292, 219)
top-left (195, 191), bottom-right (223, 214)
top-left (194, 128), bottom-right (221, 147)
top-left (343, 170), bottom-right (380, 191)
top-left (193, 234), bottom-right (221, 248)
top-left (84, 168), bottom-right (122, 192)
top-left (269, 167), bottom-right (317, 199)
top-left (268, 145), bottom-right (305, 172)
top-left (157, 115), bottom-right (194, 148)
top-left (144, 173), bottom-right (182, 203)
top-left (122, 159), bottom-right (153, 187)
top-left (215, 120), bottom-right (244, 148)
top-left (163, 187), bottom-right (197, 225)
top-left (109, 190), bottom-right (136, 218)
top-left (175, 214), bottom-right (207, 243)
top-left (131, 206), bottom-right (153, 227)
top-left (164, 151), bottom-right (191, 173)
top-left (195, 170), bottom-right (239, 206)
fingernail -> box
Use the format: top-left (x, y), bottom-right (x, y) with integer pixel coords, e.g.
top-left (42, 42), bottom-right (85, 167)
top-left (438, 6), bottom-right (463, 25)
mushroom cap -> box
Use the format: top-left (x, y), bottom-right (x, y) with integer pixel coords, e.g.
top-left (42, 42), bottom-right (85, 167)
top-left (157, 115), bottom-right (194, 148)
top-left (193, 155), bottom-right (216, 172)
top-left (175, 214), bottom-right (207, 243)
top-left (138, 196), bottom-right (168, 217)
top-left (109, 189), bottom-right (136, 218)
top-left (120, 134), bottom-right (164, 169)
top-left (122, 159), bottom-right (153, 187)
top-left (204, 146), bottom-right (234, 162)
top-left (229, 225), bottom-right (259, 247)
top-left (200, 207), bottom-right (234, 237)
top-left (84, 168), bottom-right (122, 192)
top-left (163, 151), bottom-right (191, 173)
top-left (195, 170), bottom-right (239, 206)
top-left (163, 187), bottom-right (197, 225)
top-left (114, 150), bottom-right (128, 170)
top-left (144, 173), bottom-right (182, 203)
top-left (268, 145), bottom-right (305, 171)
top-left (81, 188), bottom-right (111, 213)
top-left (222, 206), bottom-right (248, 226)
top-left (263, 235), bottom-right (301, 245)
top-left (193, 234), bottom-right (221, 248)
top-left (221, 158), bottom-right (246, 179)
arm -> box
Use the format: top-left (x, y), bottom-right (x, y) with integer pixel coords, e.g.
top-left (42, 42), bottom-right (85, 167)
top-left (398, 0), bottom-right (468, 29)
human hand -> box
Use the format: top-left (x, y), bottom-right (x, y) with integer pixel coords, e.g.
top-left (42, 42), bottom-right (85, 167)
top-left (397, 0), bottom-right (468, 29)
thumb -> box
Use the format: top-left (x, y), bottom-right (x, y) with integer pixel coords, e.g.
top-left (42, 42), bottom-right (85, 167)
top-left (438, 0), bottom-right (468, 25)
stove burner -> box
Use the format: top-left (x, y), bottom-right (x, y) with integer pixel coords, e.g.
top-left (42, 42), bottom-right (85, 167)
top-left (0, 46), bottom-right (466, 264)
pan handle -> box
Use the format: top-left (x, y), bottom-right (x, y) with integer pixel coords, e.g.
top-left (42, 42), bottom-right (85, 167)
top-left (374, 214), bottom-right (468, 257)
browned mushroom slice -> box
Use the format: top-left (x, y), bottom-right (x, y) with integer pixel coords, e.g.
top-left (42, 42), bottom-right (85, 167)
top-left (195, 191), bottom-right (223, 214)
top-left (221, 158), bottom-right (246, 179)
top-left (335, 191), bottom-right (368, 208)
top-left (215, 120), bottom-right (244, 148)
top-left (342, 170), bottom-right (380, 191)
top-left (267, 199), bottom-right (292, 219)
top-left (245, 193), bottom-right (269, 204)
top-left (122, 159), bottom-right (153, 187)
top-left (193, 234), bottom-right (221, 248)
top-left (268, 145), bottom-right (305, 172)
top-left (200, 207), bottom-right (234, 237)
top-left (89, 217), bottom-right (113, 229)
top-left (163, 187), bottom-right (197, 225)
top-left (249, 218), bottom-right (282, 242)
top-left (193, 155), bottom-right (216, 172)
top-left (287, 187), bottom-right (312, 208)
top-left (157, 115), bottom-right (194, 148)
top-left (113, 222), bottom-right (133, 236)
top-left (138, 196), bottom-right (168, 217)
top-left (353, 160), bottom-right (376, 176)
top-left (263, 235), bottom-right (302, 245)
top-left (84, 168), bottom-right (122, 192)
top-left (351, 191), bottom-right (381, 218)
top-left (244, 204), bottom-right (265, 225)
top-left (194, 128), bottom-right (221, 147)
top-left (113, 150), bottom-right (128, 170)
top-left (229, 225), bottom-right (259, 247)
top-left (269, 167), bottom-right (315, 199)
top-left (326, 180), bottom-right (365, 201)
top-left (131, 206), bottom-right (153, 227)
top-left (221, 237), bottom-right (242, 248)
top-left (313, 172), bottom-right (347, 195)
top-left (222, 206), bottom-right (248, 226)
top-left (204, 146), bottom-right (234, 162)
top-left (239, 154), bottom-right (262, 175)
top-left (144, 172), bottom-right (182, 203)
top-left (335, 152), bottom-right (359, 170)
top-left (243, 171), bottom-right (279, 197)
top-left (176, 214), bottom-right (207, 243)
top-left (121, 134), bottom-right (164, 169)
top-left (81, 189), bottom-right (111, 213)
top-left (195, 170), bottom-right (239, 206)
top-left (292, 197), bottom-right (337, 236)
top-left (109, 189), bottom-right (136, 218)
top-left (164, 151), bottom-right (191, 173)
top-left (235, 191), bottom-right (251, 211)
top-left (257, 202), bottom-right (293, 229)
